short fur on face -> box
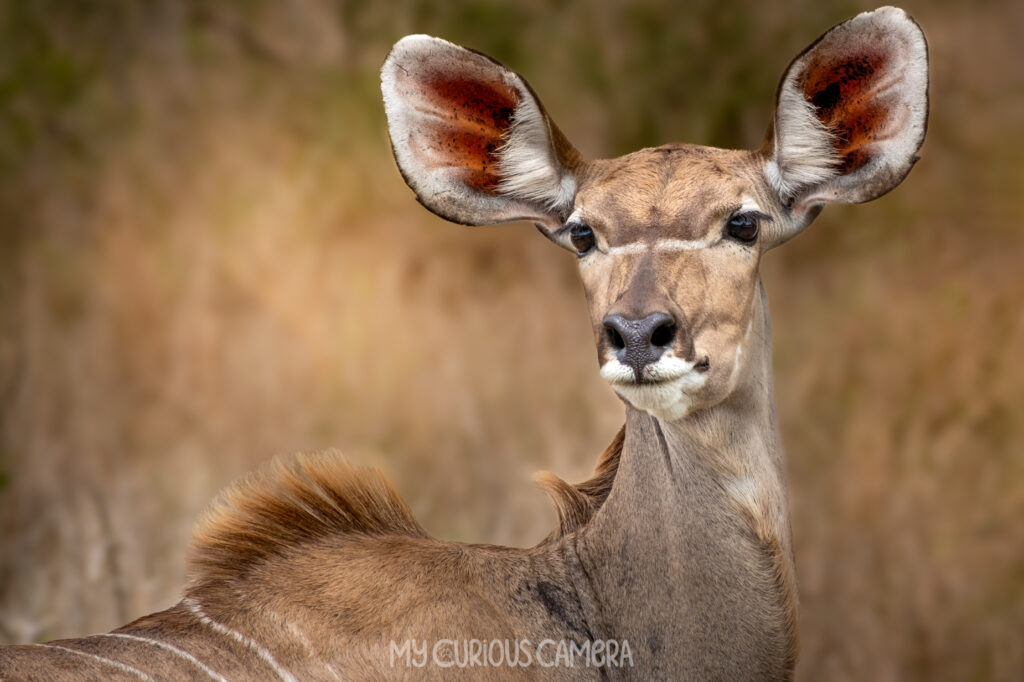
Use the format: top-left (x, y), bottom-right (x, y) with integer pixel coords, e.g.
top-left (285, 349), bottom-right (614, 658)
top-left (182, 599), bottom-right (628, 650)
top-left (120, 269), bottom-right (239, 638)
top-left (382, 6), bottom-right (928, 420)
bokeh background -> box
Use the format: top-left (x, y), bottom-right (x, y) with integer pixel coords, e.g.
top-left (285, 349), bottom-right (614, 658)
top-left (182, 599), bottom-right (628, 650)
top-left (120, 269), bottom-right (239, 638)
top-left (0, 0), bottom-right (1021, 679)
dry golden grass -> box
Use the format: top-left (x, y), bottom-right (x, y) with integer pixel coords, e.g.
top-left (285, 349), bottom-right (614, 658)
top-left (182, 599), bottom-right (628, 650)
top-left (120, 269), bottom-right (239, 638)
top-left (0, 1), bottom-right (1021, 679)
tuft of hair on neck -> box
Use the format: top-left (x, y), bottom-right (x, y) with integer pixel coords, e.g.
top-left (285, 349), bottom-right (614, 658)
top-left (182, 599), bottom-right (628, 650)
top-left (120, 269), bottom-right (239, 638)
top-left (534, 425), bottom-right (624, 542)
top-left (185, 429), bottom-right (626, 596)
top-left (186, 451), bottom-right (428, 593)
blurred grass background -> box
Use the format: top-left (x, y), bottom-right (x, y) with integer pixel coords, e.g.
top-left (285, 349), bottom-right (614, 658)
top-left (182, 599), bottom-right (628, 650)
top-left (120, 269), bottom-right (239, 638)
top-left (0, 0), bottom-right (1021, 679)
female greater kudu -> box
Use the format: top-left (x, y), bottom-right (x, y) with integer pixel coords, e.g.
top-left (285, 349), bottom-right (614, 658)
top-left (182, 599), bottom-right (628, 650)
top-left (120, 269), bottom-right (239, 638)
top-left (0, 7), bottom-right (927, 680)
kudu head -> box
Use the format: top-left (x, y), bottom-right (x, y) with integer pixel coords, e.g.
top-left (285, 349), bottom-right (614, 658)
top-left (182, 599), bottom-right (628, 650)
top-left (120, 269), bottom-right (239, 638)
top-left (382, 7), bottom-right (927, 421)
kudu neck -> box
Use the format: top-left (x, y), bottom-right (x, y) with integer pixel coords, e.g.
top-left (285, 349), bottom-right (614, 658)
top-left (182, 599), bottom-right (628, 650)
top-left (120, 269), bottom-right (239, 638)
top-left (659, 285), bottom-right (783, 473)
top-left (572, 283), bottom-right (796, 678)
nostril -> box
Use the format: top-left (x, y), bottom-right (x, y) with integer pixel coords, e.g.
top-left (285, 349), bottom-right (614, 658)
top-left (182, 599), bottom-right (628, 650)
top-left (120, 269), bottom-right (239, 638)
top-left (695, 355), bottom-right (710, 372)
top-left (606, 324), bottom-right (626, 350)
top-left (650, 322), bottom-right (675, 348)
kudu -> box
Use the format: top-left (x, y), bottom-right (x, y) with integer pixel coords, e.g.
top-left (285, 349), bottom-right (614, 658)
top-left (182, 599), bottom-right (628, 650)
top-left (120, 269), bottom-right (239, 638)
top-left (0, 6), bottom-right (928, 680)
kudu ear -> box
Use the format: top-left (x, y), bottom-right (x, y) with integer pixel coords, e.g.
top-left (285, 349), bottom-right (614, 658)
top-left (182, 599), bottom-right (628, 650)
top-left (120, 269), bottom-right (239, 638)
top-left (762, 6), bottom-right (928, 244)
top-left (381, 35), bottom-right (581, 234)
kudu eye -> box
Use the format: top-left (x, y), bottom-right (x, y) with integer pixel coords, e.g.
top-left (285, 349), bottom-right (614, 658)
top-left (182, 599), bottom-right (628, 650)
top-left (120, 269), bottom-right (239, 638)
top-left (569, 223), bottom-right (596, 255)
top-left (726, 213), bottom-right (759, 244)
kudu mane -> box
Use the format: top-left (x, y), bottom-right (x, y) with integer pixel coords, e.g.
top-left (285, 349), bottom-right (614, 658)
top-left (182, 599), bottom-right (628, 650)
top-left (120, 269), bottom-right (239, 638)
top-left (533, 426), bottom-right (624, 540)
top-left (186, 453), bottom-right (429, 590)
top-left (186, 428), bottom-right (625, 589)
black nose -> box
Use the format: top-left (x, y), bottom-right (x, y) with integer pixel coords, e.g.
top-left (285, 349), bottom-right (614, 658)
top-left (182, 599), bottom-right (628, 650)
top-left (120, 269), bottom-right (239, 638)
top-left (603, 312), bottom-right (677, 379)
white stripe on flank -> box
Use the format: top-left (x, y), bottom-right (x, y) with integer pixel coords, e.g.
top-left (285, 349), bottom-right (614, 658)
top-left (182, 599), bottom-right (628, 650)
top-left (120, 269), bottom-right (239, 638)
top-left (102, 633), bottom-right (229, 682)
top-left (283, 620), bottom-right (343, 681)
top-left (739, 195), bottom-right (762, 213)
top-left (184, 598), bottom-right (298, 682)
top-left (35, 643), bottom-right (154, 681)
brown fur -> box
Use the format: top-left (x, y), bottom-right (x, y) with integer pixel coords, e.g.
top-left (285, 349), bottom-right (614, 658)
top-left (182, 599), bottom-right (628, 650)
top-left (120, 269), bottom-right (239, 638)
top-left (1, 9), bottom-right (927, 680)
top-left (186, 426), bottom-right (625, 594)
top-left (187, 451), bottom-right (428, 593)
top-left (534, 425), bottom-right (624, 540)
top-left (745, 516), bottom-right (800, 676)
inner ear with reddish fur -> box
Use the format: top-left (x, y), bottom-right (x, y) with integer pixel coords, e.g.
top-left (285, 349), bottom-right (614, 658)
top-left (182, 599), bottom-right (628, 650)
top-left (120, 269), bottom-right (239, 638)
top-left (396, 59), bottom-right (518, 195)
top-left (803, 50), bottom-right (894, 176)
top-left (765, 6), bottom-right (928, 212)
top-left (382, 35), bottom-right (578, 228)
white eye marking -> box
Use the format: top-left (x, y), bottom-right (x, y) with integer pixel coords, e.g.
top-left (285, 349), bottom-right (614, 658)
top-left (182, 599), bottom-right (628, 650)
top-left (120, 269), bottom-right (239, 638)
top-left (739, 194), bottom-right (763, 214)
top-left (576, 198), bottom-right (767, 264)
top-left (604, 238), bottom-right (716, 257)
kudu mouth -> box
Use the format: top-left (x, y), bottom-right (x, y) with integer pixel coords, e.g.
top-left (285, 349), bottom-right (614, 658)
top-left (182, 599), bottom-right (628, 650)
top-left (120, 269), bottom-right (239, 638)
top-left (599, 351), bottom-right (711, 421)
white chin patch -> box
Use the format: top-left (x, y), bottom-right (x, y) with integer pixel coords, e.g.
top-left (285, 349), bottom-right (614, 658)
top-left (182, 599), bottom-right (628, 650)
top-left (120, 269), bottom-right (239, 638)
top-left (599, 356), bottom-right (707, 421)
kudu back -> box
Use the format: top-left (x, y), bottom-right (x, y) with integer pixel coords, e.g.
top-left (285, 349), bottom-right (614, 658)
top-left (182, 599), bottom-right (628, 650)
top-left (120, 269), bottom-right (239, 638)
top-left (0, 7), bottom-right (927, 680)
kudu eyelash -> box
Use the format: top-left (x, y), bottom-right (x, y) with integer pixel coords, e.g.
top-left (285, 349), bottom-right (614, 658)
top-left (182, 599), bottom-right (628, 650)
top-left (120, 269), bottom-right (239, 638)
top-left (729, 210), bottom-right (774, 223)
